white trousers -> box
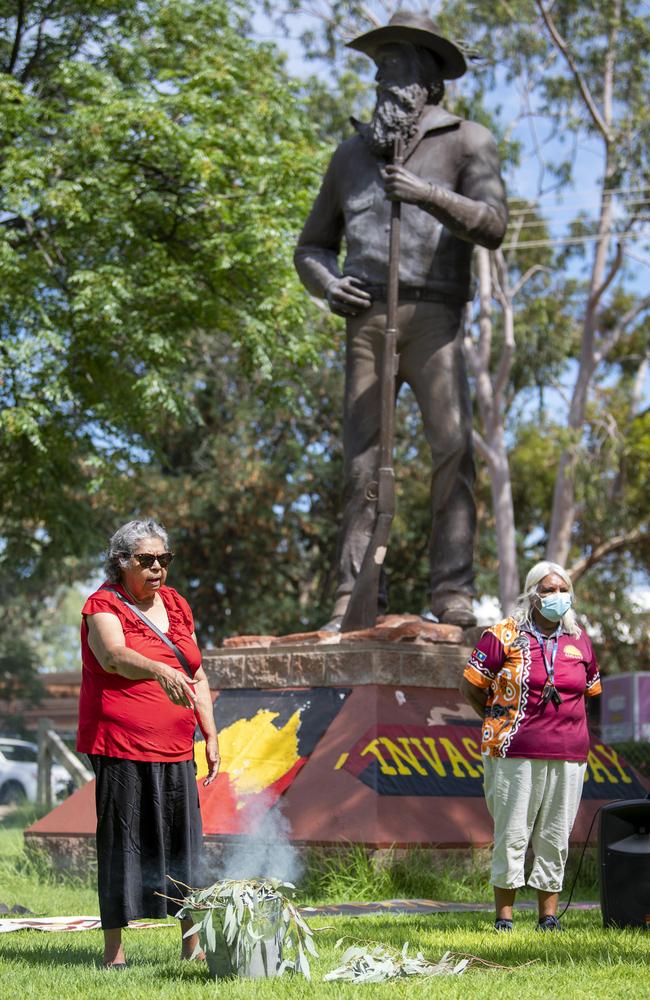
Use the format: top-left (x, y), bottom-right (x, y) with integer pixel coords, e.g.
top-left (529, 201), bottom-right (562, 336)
top-left (483, 756), bottom-right (587, 892)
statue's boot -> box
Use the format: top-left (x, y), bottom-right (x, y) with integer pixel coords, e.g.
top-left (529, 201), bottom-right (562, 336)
top-left (430, 591), bottom-right (476, 628)
top-left (320, 615), bottom-right (344, 633)
top-left (320, 587), bottom-right (389, 632)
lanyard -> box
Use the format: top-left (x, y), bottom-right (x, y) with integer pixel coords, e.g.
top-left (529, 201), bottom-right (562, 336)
top-left (529, 622), bottom-right (561, 683)
top-left (528, 621), bottom-right (563, 707)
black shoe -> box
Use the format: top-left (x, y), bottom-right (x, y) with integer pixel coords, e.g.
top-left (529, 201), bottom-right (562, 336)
top-left (537, 914), bottom-right (562, 931)
top-left (494, 918), bottom-right (513, 932)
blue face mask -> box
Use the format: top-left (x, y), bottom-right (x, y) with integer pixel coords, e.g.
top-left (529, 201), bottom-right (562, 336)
top-left (538, 591), bottom-right (572, 622)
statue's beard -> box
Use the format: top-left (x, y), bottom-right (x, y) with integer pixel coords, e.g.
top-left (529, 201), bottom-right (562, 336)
top-left (363, 82), bottom-right (428, 157)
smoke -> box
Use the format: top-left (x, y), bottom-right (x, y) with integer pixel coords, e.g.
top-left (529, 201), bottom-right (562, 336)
top-left (204, 796), bottom-right (304, 886)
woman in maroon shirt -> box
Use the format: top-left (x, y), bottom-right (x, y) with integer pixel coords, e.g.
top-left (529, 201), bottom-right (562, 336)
top-left (460, 561), bottom-right (601, 933)
top-left (77, 518), bottom-right (220, 968)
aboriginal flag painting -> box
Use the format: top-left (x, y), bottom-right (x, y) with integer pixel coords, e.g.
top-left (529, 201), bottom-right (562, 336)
top-left (194, 687), bottom-right (350, 834)
top-left (25, 684), bottom-right (649, 851)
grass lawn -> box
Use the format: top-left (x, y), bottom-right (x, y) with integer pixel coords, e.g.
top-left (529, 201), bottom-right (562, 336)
top-left (1, 807), bottom-right (648, 999)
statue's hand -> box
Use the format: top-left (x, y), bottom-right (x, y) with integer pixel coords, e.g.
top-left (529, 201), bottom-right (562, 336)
top-left (326, 275), bottom-right (372, 317)
top-left (382, 164), bottom-right (430, 205)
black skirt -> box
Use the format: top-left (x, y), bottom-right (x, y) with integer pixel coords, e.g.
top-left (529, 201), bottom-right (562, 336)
top-left (89, 755), bottom-right (203, 929)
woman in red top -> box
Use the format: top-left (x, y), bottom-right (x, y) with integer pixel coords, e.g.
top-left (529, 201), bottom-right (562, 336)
top-left (460, 561), bottom-right (601, 933)
top-left (77, 518), bottom-right (220, 969)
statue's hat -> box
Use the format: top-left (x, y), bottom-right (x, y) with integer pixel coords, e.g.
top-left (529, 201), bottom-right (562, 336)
top-left (347, 10), bottom-right (467, 80)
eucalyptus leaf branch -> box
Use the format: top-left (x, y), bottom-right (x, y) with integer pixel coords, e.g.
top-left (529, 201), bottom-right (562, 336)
top-left (168, 876), bottom-right (316, 979)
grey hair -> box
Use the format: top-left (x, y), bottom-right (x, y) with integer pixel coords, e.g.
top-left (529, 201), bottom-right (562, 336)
top-left (511, 560), bottom-right (581, 637)
top-left (104, 518), bottom-right (169, 583)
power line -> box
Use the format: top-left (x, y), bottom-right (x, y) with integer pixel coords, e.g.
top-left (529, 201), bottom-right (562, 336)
top-left (623, 249), bottom-right (650, 270)
top-left (502, 230), bottom-right (648, 251)
top-left (507, 217), bottom-right (650, 235)
top-left (508, 185), bottom-right (650, 203)
top-left (508, 198), bottom-right (650, 220)
top-left (507, 216), bottom-right (650, 234)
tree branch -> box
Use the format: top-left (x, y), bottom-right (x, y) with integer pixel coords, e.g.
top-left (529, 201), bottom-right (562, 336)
top-left (569, 526), bottom-right (647, 583)
top-left (589, 240), bottom-right (623, 313)
top-left (534, 0), bottom-right (613, 143)
top-left (0, 215), bottom-right (30, 231)
top-left (359, 3), bottom-right (382, 28)
top-left (490, 250), bottom-right (516, 405)
top-left (18, 16), bottom-right (46, 84)
top-left (511, 263), bottom-right (550, 299)
top-left (472, 428), bottom-right (494, 464)
top-left (631, 352), bottom-right (650, 418)
top-left (596, 294), bottom-right (650, 363)
top-left (476, 246), bottom-right (493, 372)
top-left (7, 0), bottom-right (26, 75)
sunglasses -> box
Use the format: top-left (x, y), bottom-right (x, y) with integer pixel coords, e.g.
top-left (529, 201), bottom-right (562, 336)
top-left (132, 552), bottom-right (174, 569)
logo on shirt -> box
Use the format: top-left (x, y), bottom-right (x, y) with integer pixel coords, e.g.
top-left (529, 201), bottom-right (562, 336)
top-left (472, 648), bottom-right (486, 662)
top-left (564, 644), bottom-right (583, 659)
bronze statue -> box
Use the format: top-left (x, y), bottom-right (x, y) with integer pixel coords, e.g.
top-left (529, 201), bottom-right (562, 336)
top-left (294, 11), bottom-right (508, 630)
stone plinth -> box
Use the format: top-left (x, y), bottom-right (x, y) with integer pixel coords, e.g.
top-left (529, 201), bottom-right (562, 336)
top-left (202, 614), bottom-right (481, 690)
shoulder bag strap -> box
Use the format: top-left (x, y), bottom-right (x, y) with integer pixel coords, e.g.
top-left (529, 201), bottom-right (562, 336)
top-left (100, 586), bottom-right (194, 679)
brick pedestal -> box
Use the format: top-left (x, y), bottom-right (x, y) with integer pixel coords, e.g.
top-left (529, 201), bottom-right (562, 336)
top-left (201, 616), bottom-right (481, 690)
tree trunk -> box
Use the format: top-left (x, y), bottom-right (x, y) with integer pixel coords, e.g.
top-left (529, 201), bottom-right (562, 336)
top-left (469, 247), bottom-right (520, 612)
top-left (489, 431), bottom-right (521, 613)
top-left (544, 0), bottom-right (619, 566)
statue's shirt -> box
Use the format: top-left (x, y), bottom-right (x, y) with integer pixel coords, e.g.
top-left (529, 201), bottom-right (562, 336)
top-left (295, 105), bottom-right (508, 301)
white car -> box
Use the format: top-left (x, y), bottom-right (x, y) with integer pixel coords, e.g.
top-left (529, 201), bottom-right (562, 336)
top-left (0, 737), bottom-right (73, 805)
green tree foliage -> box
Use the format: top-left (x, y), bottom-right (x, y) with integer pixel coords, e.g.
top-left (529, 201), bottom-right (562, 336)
top-left (129, 328), bottom-right (346, 640)
top-left (2, 0), bottom-right (649, 661)
top-left (0, 629), bottom-right (43, 705)
top-left (0, 0), bottom-right (328, 622)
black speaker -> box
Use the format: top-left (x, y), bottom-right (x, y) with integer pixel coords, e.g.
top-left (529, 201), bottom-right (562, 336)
top-left (599, 799), bottom-right (650, 929)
